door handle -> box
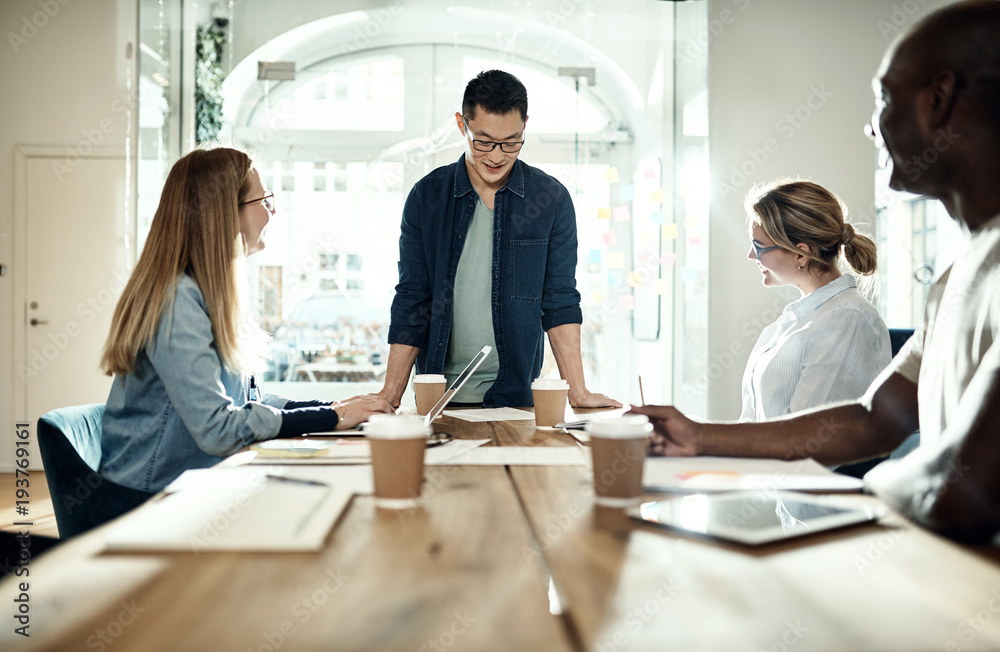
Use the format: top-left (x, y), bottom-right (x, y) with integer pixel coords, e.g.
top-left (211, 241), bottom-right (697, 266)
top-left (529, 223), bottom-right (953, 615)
top-left (29, 318), bottom-right (48, 326)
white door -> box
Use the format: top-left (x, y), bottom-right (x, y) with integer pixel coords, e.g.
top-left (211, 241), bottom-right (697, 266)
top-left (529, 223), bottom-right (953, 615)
top-left (14, 148), bottom-right (128, 469)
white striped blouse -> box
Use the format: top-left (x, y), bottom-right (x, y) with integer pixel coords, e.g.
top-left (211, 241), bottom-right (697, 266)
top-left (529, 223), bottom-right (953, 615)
top-left (739, 274), bottom-right (892, 422)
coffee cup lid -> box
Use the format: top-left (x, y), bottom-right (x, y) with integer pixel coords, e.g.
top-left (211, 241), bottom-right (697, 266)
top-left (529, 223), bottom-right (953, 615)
top-left (531, 378), bottom-right (569, 390)
top-left (414, 374), bottom-right (447, 383)
top-left (365, 414), bottom-right (431, 439)
top-left (584, 414), bottom-right (653, 438)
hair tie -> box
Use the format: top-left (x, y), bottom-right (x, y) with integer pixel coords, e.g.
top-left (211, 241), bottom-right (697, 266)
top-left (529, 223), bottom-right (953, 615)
top-left (842, 223), bottom-right (856, 246)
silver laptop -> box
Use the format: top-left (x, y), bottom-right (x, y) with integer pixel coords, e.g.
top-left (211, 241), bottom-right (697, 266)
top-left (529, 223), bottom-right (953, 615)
top-left (627, 490), bottom-right (885, 546)
top-left (422, 344), bottom-right (493, 426)
top-left (307, 345), bottom-right (493, 435)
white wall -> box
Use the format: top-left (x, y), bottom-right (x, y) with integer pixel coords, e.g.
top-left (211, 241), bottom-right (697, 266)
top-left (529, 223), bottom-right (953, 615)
top-left (703, 0), bottom-right (952, 420)
top-left (0, 0), bottom-right (133, 468)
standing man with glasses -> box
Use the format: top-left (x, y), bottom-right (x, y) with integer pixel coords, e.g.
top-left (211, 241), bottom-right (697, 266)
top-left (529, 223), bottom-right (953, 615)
top-left (377, 69), bottom-right (620, 410)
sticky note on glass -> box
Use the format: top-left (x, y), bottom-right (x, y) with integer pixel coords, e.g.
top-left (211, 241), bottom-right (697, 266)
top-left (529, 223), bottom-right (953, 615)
top-left (589, 249), bottom-right (602, 263)
top-left (662, 223), bottom-right (678, 239)
top-left (655, 279), bottom-right (670, 294)
top-left (620, 184), bottom-right (635, 201)
top-left (589, 289), bottom-right (605, 305)
top-left (598, 207), bottom-right (611, 220)
top-left (644, 168), bottom-right (657, 179)
top-left (660, 252), bottom-right (678, 267)
top-left (685, 214), bottom-right (699, 228)
top-left (605, 167), bottom-right (620, 183)
top-left (628, 271), bottom-right (643, 287)
top-left (609, 271), bottom-right (623, 287)
top-left (618, 295), bottom-right (635, 311)
top-left (608, 252), bottom-right (625, 269)
top-left (602, 230), bottom-right (618, 246)
top-left (689, 235), bottom-right (703, 247)
top-left (650, 210), bottom-right (662, 224)
top-left (681, 266), bottom-right (698, 283)
top-left (650, 189), bottom-right (663, 203)
top-left (613, 205), bottom-right (631, 223)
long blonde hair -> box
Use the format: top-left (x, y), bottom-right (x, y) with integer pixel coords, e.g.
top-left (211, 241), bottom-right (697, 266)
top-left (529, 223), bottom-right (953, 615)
top-left (101, 147), bottom-right (258, 375)
top-left (746, 179), bottom-right (878, 276)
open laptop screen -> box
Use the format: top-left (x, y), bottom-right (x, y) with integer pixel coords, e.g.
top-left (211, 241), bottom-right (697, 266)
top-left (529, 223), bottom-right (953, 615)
top-left (423, 345), bottom-right (493, 426)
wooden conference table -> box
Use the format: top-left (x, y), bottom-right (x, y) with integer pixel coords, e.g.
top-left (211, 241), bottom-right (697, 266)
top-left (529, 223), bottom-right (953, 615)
top-left (6, 413), bottom-right (1000, 651)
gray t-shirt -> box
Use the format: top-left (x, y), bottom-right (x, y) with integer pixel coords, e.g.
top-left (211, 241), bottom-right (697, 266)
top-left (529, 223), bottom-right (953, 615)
top-left (442, 198), bottom-right (499, 402)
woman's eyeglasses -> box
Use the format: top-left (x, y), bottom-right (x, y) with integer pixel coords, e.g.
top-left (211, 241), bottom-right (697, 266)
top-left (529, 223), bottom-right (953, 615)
top-left (240, 192), bottom-right (275, 214)
top-left (750, 239), bottom-right (783, 260)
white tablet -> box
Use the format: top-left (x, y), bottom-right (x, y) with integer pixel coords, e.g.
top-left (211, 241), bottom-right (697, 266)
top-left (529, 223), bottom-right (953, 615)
top-left (627, 491), bottom-right (885, 546)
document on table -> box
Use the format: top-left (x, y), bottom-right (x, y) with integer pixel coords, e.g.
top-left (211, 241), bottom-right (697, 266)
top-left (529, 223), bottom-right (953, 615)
top-left (245, 438), bottom-right (491, 465)
top-left (642, 456), bottom-right (864, 493)
top-left (427, 445), bottom-right (585, 466)
top-left (104, 467), bottom-right (353, 552)
top-left (442, 408), bottom-right (535, 422)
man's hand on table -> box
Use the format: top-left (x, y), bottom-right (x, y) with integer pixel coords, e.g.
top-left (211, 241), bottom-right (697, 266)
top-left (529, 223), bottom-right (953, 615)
top-left (627, 404), bottom-right (699, 457)
top-left (568, 388), bottom-right (623, 409)
top-left (332, 394), bottom-right (394, 429)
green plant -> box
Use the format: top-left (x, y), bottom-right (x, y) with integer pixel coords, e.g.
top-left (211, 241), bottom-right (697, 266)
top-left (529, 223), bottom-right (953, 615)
top-left (195, 24), bottom-right (224, 143)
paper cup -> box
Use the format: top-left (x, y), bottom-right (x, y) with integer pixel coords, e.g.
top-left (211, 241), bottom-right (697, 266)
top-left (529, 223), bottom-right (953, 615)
top-left (585, 414), bottom-right (652, 507)
top-left (531, 378), bottom-right (569, 428)
top-left (365, 415), bottom-right (430, 509)
top-left (413, 374), bottom-right (447, 416)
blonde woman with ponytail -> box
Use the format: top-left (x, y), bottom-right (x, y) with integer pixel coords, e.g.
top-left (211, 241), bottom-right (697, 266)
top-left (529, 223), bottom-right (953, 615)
top-left (99, 147), bottom-right (391, 493)
top-left (737, 179), bottom-right (891, 421)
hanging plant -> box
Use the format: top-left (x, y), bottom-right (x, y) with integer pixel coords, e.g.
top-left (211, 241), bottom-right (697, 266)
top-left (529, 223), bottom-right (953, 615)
top-left (195, 24), bottom-right (224, 143)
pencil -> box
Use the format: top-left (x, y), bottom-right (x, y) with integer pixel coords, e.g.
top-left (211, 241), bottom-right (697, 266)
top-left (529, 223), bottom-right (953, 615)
top-left (638, 375), bottom-right (645, 405)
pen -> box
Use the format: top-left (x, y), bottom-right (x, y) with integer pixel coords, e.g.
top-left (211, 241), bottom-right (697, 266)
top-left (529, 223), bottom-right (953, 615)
top-left (249, 375), bottom-right (260, 402)
top-left (638, 375), bottom-right (645, 405)
top-left (265, 474), bottom-right (329, 488)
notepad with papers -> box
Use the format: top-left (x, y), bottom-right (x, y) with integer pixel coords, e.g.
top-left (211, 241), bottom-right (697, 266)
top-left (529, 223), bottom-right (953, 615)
top-left (642, 456), bottom-right (864, 493)
top-left (104, 468), bottom-right (353, 552)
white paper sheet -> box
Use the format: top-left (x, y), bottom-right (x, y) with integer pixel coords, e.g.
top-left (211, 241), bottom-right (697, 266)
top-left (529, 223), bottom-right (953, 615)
top-left (642, 456), bottom-right (864, 493)
top-left (427, 445), bottom-right (585, 466)
top-left (442, 408), bottom-right (536, 422)
top-left (105, 468), bottom-right (353, 552)
top-left (244, 438), bottom-right (491, 466)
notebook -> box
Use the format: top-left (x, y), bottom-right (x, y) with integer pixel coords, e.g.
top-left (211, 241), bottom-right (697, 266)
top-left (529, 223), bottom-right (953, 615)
top-left (627, 490), bottom-right (885, 546)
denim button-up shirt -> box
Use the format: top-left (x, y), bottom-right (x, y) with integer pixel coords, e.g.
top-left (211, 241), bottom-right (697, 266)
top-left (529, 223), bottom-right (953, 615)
top-left (101, 275), bottom-right (288, 493)
top-left (388, 154), bottom-right (583, 407)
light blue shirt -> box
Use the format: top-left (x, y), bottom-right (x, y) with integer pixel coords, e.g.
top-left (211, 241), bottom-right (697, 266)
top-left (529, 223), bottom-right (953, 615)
top-left (101, 275), bottom-right (288, 492)
top-left (739, 274), bottom-right (891, 421)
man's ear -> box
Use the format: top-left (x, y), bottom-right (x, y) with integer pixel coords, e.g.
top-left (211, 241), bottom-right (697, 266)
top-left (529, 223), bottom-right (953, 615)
top-left (926, 69), bottom-right (959, 130)
top-left (455, 112), bottom-right (466, 135)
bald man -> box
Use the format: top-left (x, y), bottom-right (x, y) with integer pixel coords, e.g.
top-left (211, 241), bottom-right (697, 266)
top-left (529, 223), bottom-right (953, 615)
top-left (631, 0), bottom-right (1000, 542)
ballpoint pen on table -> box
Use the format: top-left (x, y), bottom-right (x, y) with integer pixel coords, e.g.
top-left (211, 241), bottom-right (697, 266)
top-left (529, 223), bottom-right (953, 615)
top-left (265, 474), bottom-right (329, 488)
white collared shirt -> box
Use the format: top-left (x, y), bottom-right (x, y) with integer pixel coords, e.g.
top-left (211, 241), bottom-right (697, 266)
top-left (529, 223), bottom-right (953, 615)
top-left (739, 274), bottom-right (892, 422)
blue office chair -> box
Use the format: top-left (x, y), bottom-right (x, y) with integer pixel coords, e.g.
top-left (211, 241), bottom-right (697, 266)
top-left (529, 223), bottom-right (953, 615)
top-left (836, 327), bottom-right (919, 478)
top-left (37, 404), bottom-right (154, 539)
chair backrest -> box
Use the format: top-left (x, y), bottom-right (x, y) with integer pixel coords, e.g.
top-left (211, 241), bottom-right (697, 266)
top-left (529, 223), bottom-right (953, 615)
top-left (37, 404), bottom-right (154, 539)
top-left (889, 328), bottom-right (915, 358)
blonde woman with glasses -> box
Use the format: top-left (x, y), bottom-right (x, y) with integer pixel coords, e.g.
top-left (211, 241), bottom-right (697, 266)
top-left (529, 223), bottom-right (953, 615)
top-left (738, 179), bottom-right (891, 422)
top-left (99, 147), bottom-right (391, 493)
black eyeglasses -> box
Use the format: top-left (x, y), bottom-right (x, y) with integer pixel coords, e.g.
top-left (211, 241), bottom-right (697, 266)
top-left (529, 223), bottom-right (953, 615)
top-left (462, 115), bottom-right (524, 153)
top-left (750, 239), bottom-right (782, 260)
top-left (240, 192), bottom-right (275, 214)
